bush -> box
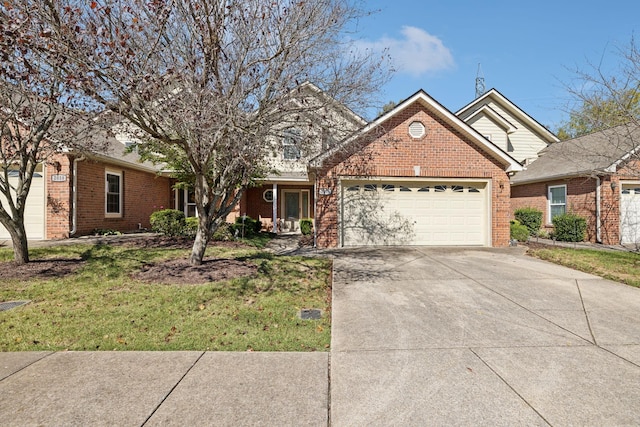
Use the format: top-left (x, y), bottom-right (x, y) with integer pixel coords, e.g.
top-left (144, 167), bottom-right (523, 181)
top-left (300, 218), bottom-right (313, 235)
top-left (510, 219), bottom-right (529, 242)
top-left (231, 216), bottom-right (262, 238)
top-left (150, 209), bottom-right (186, 236)
top-left (514, 207), bottom-right (543, 236)
top-left (212, 222), bottom-right (234, 241)
top-left (552, 213), bottom-right (587, 242)
top-left (183, 216), bottom-right (198, 238)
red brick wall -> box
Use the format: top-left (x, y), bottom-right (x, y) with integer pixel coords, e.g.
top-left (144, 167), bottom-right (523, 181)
top-left (511, 176), bottom-right (624, 244)
top-left (71, 159), bottom-right (172, 236)
top-left (315, 103), bottom-right (512, 248)
top-left (45, 154), bottom-right (73, 239)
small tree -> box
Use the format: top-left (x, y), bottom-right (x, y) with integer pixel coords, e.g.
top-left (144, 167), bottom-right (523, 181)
top-left (0, 3), bottom-right (102, 264)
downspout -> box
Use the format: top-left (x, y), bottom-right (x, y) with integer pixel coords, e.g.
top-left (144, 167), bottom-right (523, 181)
top-left (313, 172), bottom-right (318, 248)
top-left (595, 176), bottom-right (602, 243)
top-left (69, 155), bottom-right (84, 236)
top-left (272, 183), bottom-right (278, 234)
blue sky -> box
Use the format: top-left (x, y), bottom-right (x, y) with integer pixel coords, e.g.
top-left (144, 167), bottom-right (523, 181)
top-left (354, 0), bottom-right (639, 131)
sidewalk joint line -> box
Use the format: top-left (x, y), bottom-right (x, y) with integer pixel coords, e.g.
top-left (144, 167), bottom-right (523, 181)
top-left (469, 348), bottom-right (553, 427)
top-left (140, 351), bottom-right (206, 426)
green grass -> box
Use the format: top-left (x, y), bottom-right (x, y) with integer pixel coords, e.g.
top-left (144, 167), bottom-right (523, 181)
top-left (0, 240), bottom-right (331, 352)
top-left (528, 245), bottom-right (640, 287)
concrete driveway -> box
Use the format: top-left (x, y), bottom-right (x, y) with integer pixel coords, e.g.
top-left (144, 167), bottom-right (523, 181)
top-left (330, 247), bottom-right (640, 426)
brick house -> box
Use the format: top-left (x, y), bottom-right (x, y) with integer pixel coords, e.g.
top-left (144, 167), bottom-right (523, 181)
top-left (510, 124), bottom-right (640, 245)
top-left (0, 133), bottom-right (173, 241)
top-left (309, 90), bottom-right (523, 248)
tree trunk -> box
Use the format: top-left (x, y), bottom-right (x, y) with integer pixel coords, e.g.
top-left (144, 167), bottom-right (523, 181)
top-left (7, 223), bottom-right (29, 264)
top-left (189, 216), bottom-right (211, 266)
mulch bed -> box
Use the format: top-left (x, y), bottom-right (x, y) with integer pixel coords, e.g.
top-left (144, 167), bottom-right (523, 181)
top-left (0, 236), bottom-right (257, 284)
top-left (132, 257), bottom-right (258, 285)
top-left (0, 258), bottom-right (85, 281)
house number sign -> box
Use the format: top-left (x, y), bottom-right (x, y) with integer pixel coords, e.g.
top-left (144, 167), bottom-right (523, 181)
top-left (51, 174), bottom-right (67, 182)
top-left (318, 188), bottom-right (332, 196)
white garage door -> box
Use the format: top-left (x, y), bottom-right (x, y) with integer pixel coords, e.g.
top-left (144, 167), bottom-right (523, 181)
top-left (0, 172), bottom-right (46, 240)
top-left (621, 183), bottom-right (640, 245)
top-left (341, 180), bottom-right (489, 246)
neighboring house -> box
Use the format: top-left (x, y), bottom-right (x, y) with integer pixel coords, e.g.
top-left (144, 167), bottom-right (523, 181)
top-left (309, 90), bottom-right (523, 248)
top-left (510, 124), bottom-right (640, 245)
top-left (0, 131), bottom-right (173, 242)
top-left (456, 88), bottom-right (559, 164)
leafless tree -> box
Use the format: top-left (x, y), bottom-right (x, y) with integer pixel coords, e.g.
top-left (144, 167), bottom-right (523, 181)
top-left (0, 2), bottom-right (103, 263)
top-left (558, 36), bottom-right (640, 174)
top-left (35, 0), bottom-right (389, 265)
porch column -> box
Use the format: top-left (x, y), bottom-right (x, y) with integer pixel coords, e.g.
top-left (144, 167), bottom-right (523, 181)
top-left (272, 183), bottom-right (278, 233)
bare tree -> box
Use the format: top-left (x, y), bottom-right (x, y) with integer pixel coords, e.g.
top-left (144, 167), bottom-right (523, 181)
top-left (35, 0), bottom-right (388, 265)
top-left (0, 3), bottom-right (102, 263)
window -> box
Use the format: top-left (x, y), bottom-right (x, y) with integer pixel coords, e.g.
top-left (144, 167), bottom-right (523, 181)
top-left (382, 184), bottom-right (395, 192)
top-left (452, 185), bottom-right (464, 193)
top-left (282, 128), bottom-right (301, 160)
top-left (363, 184), bottom-right (377, 192)
top-left (434, 185), bottom-right (447, 192)
top-left (105, 171), bottom-right (122, 217)
top-left (548, 185), bottom-right (566, 222)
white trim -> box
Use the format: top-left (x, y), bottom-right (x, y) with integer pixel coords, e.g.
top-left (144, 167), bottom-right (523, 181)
top-left (105, 170), bottom-right (123, 218)
top-left (547, 184), bottom-right (567, 223)
top-left (464, 105), bottom-right (517, 134)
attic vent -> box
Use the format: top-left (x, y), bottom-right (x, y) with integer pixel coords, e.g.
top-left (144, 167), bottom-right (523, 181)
top-left (408, 121), bottom-right (426, 139)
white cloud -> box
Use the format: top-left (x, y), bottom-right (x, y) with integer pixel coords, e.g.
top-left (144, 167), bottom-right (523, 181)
top-left (355, 26), bottom-right (455, 77)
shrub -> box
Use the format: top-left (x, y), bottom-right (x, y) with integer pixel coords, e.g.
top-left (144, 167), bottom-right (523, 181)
top-left (300, 218), bottom-right (313, 235)
top-left (231, 216), bottom-right (262, 238)
top-left (150, 209), bottom-right (186, 236)
top-left (212, 222), bottom-right (233, 241)
top-left (510, 219), bottom-right (529, 242)
top-left (183, 217), bottom-right (199, 238)
top-left (552, 213), bottom-right (587, 242)
top-left (514, 207), bottom-right (543, 236)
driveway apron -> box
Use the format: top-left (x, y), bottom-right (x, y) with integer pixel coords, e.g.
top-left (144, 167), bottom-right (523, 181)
top-left (330, 247), bottom-right (640, 426)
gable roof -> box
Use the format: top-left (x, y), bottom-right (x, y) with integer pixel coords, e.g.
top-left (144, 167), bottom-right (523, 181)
top-left (511, 124), bottom-right (640, 185)
top-left (456, 88), bottom-right (559, 144)
top-left (311, 89), bottom-right (524, 172)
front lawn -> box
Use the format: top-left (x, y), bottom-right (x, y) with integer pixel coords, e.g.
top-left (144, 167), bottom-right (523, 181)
top-left (527, 244), bottom-right (640, 288)
top-left (0, 237), bottom-right (331, 351)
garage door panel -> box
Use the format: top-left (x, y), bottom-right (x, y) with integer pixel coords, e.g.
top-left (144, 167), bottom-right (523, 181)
top-left (0, 176), bottom-right (45, 240)
top-left (342, 181), bottom-right (488, 246)
top-left (621, 184), bottom-right (640, 245)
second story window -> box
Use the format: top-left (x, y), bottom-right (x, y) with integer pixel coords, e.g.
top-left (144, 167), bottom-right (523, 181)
top-left (282, 128), bottom-right (301, 160)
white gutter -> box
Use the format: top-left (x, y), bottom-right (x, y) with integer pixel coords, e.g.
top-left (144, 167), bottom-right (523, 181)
top-left (595, 176), bottom-right (602, 243)
top-left (313, 173), bottom-right (318, 248)
top-left (69, 156), bottom-right (85, 236)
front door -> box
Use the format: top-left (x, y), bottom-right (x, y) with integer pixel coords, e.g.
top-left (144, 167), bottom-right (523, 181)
top-left (282, 190), bottom-right (309, 232)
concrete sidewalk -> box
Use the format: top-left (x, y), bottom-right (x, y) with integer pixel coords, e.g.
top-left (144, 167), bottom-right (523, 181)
top-left (0, 351), bottom-right (328, 426)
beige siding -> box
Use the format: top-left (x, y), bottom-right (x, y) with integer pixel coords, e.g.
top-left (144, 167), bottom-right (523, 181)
top-left (465, 115), bottom-right (509, 152)
top-left (485, 101), bottom-right (548, 163)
